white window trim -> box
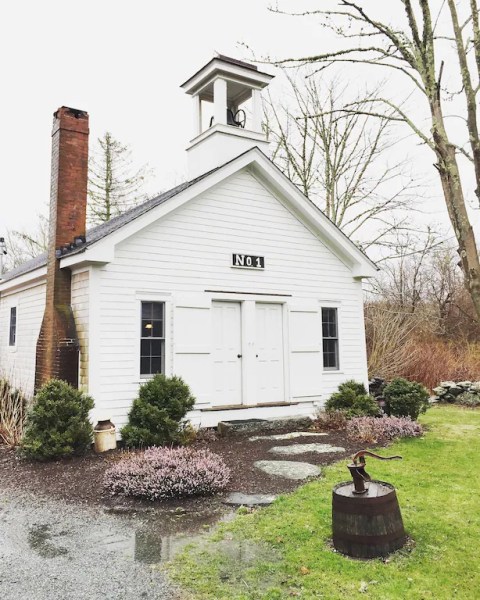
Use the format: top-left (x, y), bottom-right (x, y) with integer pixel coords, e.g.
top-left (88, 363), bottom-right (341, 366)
top-left (321, 305), bottom-right (340, 372)
top-left (136, 293), bottom-right (172, 382)
top-left (8, 305), bottom-right (17, 352)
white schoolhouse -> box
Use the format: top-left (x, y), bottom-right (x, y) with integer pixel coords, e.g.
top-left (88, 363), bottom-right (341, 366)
top-left (0, 56), bottom-right (377, 428)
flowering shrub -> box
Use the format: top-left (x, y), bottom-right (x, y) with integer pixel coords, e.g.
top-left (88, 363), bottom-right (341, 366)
top-left (347, 415), bottom-right (423, 443)
top-left (104, 446), bottom-right (230, 500)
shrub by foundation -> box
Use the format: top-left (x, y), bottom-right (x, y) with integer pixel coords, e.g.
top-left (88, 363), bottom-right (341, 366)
top-left (325, 380), bottom-right (380, 418)
top-left (121, 374), bottom-right (196, 448)
top-left (384, 378), bottom-right (430, 420)
top-left (347, 415), bottom-right (424, 443)
top-left (21, 379), bottom-right (94, 460)
top-left (104, 446), bottom-right (231, 500)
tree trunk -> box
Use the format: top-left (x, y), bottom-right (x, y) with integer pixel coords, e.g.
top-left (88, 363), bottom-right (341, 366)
top-left (430, 100), bottom-right (480, 320)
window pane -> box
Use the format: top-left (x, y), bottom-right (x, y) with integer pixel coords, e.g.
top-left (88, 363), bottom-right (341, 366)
top-left (151, 356), bottom-right (162, 374)
top-left (151, 320), bottom-right (162, 338)
top-left (141, 339), bottom-right (150, 356)
top-left (142, 302), bottom-right (152, 319)
top-left (152, 303), bottom-right (163, 320)
top-left (323, 339), bottom-right (338, 369)
top-left (140, 356), bottom-right (150, 375)
top-left (151, 339), bottom-right (162, 356)
top-left (142, 319), bottom-right (154, 337)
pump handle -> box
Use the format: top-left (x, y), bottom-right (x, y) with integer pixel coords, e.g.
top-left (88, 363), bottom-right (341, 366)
top-left (351, 450), bottom-right (402, 466)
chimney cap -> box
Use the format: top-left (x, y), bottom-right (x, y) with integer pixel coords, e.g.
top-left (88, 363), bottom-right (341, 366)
top-left (54, 106), bottom-right (89, 120)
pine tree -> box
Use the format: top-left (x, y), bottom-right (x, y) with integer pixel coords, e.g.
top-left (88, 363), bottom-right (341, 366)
top-left (88, 132), bottom-right (151, 224)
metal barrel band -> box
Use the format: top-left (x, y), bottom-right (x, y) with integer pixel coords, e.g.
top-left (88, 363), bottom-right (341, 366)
top-left (333, 530), bottom-right (406, 545)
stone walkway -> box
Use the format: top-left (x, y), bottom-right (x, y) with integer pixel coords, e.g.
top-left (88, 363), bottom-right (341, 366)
top-left (224, 431), bottom-right (345, 503)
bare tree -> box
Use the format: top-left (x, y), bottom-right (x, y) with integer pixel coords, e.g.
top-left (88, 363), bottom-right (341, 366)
top-left (270, 0), bottom-right (480, 319)
top-left (265, 72), bottom-right (420, 253)
top-left (2, 215), bottom-right (48, 272)
top-left (88, 132), bottom-right (152, 225)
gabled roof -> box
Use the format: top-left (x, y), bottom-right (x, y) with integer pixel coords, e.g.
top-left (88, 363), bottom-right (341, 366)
top-left (0, 164), bottom-right (222, 283)
top-left (1, 147), bottom-right (378, 286)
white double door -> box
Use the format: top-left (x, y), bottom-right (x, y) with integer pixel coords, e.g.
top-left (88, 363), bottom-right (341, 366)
top-left (212, 301), bottom-right (285, 407)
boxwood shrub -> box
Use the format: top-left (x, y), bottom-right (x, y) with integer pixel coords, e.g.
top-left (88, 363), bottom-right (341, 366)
top-left (384, 378), bottom-right (429, 420)
top-left (325, 380), bottom-right (380, 418)
top-left (121, 374), bottom-right (195, 447)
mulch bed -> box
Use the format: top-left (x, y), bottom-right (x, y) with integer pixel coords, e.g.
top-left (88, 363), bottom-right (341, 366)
top-left (0, 428), bottom-right (384, 509)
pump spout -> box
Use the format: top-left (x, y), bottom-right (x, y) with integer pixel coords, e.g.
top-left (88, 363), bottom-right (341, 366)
top-left (347, 450), bottom-right (402, 494)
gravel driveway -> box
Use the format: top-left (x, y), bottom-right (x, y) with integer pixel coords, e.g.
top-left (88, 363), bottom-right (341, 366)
top-left (0, 490), bottom-right (179, 600)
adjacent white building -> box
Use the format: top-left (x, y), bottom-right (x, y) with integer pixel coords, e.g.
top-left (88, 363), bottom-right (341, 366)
top-left (0, 56), bottom-right (377, 429)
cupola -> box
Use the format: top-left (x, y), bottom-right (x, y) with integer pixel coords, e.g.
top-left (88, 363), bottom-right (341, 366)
top-left (181, 55), bottom-right (274, 178)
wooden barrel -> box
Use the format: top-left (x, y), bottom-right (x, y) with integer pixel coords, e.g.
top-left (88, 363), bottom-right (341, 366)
top-left (332, 480), bottom-right (406, 558)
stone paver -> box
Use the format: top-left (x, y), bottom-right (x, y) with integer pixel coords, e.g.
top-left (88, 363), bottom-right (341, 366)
top-left (223, 493), bottom-right (277, 507)
top-left (249, 431), bottom-right (327, 442)
top-left (268, 443), bottom-right (345, 455)
top-left (254, 460), bottom-right (321, 480)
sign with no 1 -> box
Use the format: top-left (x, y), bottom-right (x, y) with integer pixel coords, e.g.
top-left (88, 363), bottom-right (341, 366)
top-left (232, 254), bottom-right (265, 269)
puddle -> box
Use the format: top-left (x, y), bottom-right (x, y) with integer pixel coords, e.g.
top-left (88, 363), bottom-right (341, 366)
top-left (99, 504), bottom-right (236, 564)
top-left (28, 524), bottom-right (68, 558)
top-left (203, 537), bottom-right (279, 566)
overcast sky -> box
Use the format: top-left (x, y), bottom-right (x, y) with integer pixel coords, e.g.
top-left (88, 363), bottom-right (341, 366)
top-left (0, 0), bottom-right (317, 232)
top-left (1, 0), bottom-right (478, 243)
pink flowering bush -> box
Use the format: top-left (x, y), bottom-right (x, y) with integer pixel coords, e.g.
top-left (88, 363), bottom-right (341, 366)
top-left (104, 446), bottom-right (231, 500)
top-left (347, 415), bottom-right (424, 444)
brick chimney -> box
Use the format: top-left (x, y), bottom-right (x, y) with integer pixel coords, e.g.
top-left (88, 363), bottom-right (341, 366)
top-left (35, 107), bottom-right (89, 390)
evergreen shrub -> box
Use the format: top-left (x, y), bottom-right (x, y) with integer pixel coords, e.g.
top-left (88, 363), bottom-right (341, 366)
top-left (384, 378), bottom-right (429, 420)
top-left (121, 374), bottom-right (195, 447)
top-left (325, 380), bottom-right (380, 418)
top-left (21, 379), bottom-right (94, 460)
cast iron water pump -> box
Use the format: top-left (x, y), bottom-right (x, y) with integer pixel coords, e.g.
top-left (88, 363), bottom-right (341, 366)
top-left (332, 451), bottom-right (406, 558)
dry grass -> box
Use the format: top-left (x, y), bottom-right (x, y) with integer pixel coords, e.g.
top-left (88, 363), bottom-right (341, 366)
top-left (0, 379), bottom-right (27, 447)
top-left (365, 303), bottom-right (420, 380)
top-left (401, 339), bottom-right (480, 390)
top-left (365, 302), bottom-right (480, 390)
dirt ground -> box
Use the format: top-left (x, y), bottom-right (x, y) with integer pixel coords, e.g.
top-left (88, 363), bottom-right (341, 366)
top-left (0, 427), bottom-right (381, 509)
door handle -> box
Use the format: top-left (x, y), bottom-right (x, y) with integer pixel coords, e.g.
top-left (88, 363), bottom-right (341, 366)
top-left (237, 354), bottom-right (242, 358)
top-left (256, 354), bottom-right (258, 358)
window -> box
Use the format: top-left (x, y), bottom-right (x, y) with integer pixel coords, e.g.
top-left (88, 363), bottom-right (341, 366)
top-left (9, 307), bottom-right (17, 346)
top-left (322, 307), bottom-right (339, 370)
top-left (140, 302), bottom-right (165, 377)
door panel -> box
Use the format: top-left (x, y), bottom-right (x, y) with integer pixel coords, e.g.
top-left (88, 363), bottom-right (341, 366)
top-left (255, 303), bottom-right (284, 404)
top-left (212, 302), bottom-right (242, 406)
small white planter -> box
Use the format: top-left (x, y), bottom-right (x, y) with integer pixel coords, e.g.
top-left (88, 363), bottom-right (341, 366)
top-left (93, 419), bottom-right (117, 453)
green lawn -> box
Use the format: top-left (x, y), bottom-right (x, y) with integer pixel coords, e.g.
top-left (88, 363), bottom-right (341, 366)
top-left (169, 406), bottom-right (480, 599)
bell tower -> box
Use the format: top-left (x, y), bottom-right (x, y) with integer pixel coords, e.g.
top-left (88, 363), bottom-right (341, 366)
top-left (181, 55), bottom-right (274, 178)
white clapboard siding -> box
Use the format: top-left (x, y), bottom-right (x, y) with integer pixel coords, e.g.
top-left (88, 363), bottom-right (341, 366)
top-left (0, 281), bottom-right (46, 397)
top-left (89, 168), bottom-right (368, 427)
top-left (71, 270), bottom-right (89, 391)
